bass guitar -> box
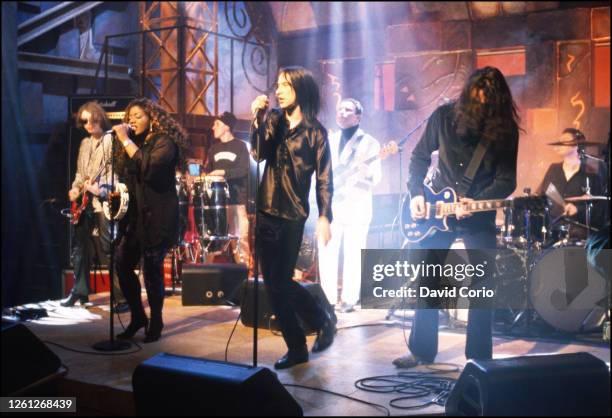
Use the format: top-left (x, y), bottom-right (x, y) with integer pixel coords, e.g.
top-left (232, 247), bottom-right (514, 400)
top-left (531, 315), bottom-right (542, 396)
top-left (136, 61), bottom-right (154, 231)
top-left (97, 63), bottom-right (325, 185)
top-left (334, 141), bottom-right (398, 197)
top-left (401, 184), bottom-right (548, 243)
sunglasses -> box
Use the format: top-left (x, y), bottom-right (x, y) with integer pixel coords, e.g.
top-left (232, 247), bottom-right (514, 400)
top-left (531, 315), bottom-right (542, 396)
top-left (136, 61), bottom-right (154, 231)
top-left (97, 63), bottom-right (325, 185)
top-left (79, 117), bottom-right (100, 125)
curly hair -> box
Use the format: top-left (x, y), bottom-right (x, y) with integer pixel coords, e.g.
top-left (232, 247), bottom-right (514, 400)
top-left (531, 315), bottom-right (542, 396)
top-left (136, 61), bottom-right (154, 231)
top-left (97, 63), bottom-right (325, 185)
top-left (114, 98), bottom-right (190, 172)
top-left (453, 66), bottom-right (521, 145)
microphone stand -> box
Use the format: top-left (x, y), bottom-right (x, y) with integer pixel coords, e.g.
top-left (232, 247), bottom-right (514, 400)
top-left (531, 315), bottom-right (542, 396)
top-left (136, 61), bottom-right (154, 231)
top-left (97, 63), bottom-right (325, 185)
top-left (391, 115), bottom-right (430, 249)
top-left (578, 147), bottom-right (598, 241)
top-left (387, 115), bottom-right (430, 321)
top-left (249, 113), bottom-right (264, 367)
top-left (93, 131), bottom-right (131, 352)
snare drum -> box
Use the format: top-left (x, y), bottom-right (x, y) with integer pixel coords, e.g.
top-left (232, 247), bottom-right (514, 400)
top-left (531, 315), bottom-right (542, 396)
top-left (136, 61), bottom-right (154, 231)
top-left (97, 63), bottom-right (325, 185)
top-left (192, 175), bottom-right (230, 238)
top-left (529, 247), bottom-right (607, 333)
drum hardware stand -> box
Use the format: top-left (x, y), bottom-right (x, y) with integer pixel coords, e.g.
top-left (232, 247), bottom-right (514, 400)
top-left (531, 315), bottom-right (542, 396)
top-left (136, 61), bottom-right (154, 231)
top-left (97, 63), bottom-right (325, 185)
top-left (503, 189), bottom-right (547, 334)
top-left (199, 234), bottom-right (238, 263)
top-left (165, 244), bottom-right (182, 296)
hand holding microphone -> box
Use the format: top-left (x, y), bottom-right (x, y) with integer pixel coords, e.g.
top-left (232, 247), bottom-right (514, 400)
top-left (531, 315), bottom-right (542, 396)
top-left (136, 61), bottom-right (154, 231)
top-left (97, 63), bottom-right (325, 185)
top-left (250, 95), bottom-right (269, 128)
top-left (109, 123), bottom-right (133, 142)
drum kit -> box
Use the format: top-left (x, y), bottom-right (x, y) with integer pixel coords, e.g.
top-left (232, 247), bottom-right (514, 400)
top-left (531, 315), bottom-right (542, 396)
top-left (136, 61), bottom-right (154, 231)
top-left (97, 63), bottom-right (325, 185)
top-left (492, 140), bottom-right (610, 334)
top-left (174, 173), bottom-right (241, 264)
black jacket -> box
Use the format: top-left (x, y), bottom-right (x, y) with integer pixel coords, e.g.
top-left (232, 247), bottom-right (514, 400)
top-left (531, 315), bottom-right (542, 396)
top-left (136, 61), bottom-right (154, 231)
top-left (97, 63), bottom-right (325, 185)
top-left (120, 133), bottom-right (179, 249)
top-left (251, 108), bottom-right (333, 222)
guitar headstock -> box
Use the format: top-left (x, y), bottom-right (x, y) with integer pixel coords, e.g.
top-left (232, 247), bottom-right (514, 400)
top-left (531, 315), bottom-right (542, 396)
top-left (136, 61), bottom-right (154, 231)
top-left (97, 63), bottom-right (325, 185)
top-left (380, 141), bottom-right (399, 160)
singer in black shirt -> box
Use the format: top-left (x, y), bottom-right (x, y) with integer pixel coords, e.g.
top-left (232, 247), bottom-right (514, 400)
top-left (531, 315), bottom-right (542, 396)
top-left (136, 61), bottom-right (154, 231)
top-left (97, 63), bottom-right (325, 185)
top-left (251, 66), bottom-right (336, 369)
top-left (112, 98), bottom-right (189, 343)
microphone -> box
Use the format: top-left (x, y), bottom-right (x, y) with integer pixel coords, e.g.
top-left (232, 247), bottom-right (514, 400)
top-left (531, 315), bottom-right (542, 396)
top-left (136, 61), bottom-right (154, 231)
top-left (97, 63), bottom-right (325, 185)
top-left (106, 126), bottom-right (134, 136)
top-left (252, 107), bottom-right (266, 124)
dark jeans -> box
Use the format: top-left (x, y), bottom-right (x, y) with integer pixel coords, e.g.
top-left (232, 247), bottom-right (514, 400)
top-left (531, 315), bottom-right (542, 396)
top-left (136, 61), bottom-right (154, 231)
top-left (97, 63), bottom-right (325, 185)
top-left (405, 225), bottom-right (496, 362)
top-left (71, 211), bottom-right (125, 303)
top-left (114, 225), bottom-right (168, 322)
top-left (257, 212), bottom-right (326, 351)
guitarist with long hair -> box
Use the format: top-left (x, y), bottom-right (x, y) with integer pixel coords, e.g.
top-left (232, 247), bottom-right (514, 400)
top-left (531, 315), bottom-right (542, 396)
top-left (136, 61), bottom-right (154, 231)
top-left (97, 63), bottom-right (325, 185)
top-left (393, 67), bottom-right (521, 368)
top-left (63, 101), bottom-right (127, 310)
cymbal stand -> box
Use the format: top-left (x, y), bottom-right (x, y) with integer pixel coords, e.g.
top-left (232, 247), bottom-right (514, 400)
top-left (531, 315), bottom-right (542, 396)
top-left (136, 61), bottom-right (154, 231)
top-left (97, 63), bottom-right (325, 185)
top-left (506, 189), bottom-right (542, 333)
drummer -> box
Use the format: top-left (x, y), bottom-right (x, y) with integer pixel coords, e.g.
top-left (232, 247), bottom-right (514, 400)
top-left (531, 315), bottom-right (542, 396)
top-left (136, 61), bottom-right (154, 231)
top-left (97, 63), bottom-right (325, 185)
top-left (537, 128), bottom-right (605, 241)
top-left (204, 111), bottom-right (251, 265)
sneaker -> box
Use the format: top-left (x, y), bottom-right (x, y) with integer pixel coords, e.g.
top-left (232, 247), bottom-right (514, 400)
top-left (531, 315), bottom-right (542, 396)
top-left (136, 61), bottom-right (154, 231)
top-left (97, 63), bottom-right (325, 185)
top-left (392, 353), bottom-right (432, 368)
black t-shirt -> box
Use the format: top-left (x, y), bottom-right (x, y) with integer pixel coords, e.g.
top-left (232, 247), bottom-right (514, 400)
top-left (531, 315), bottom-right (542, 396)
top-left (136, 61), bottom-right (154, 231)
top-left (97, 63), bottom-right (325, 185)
top-left (205, 138), bottom-right (249, 205)
top-left (537, 162), bottom-right (605, 234)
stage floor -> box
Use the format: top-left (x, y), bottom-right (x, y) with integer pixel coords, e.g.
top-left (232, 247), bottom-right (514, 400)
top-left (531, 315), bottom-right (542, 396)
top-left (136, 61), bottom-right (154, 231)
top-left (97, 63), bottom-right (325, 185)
top-left (7, 291), bottom-right (610, 416)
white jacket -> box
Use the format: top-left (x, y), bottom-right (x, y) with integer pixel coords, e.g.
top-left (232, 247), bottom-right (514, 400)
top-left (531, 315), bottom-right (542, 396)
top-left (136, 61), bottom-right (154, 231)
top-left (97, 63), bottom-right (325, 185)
top-left (329, 128), bottom-right (382, 225)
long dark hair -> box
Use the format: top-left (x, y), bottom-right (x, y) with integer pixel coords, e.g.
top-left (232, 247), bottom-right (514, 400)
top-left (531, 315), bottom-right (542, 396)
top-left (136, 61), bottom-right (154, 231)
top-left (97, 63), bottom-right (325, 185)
top-left (453, 66), bottom-right (521, 144)
top-left (115, 98), bottom-right (190, 173)
top-left (278, 66), bottom-right (321, 126)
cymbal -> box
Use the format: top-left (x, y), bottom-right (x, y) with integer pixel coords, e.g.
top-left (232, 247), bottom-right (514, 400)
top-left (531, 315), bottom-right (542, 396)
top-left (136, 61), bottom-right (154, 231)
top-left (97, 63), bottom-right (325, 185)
top-left (565, 194), bottom-right (610, 202)
top-left (547, 140), bottom-right (601, 146)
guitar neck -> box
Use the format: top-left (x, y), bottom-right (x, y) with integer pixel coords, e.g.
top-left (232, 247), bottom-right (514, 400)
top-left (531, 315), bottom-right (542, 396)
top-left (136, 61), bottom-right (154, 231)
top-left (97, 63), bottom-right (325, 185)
top-left (336, 154), bottom-right (380, 182)
top-left (439, 199), bottom-right (510, 216)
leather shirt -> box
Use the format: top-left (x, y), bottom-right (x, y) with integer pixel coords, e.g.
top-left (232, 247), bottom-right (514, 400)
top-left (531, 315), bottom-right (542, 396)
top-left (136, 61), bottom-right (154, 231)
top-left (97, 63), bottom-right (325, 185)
top-left (251, 108), bottom-right (333, 223)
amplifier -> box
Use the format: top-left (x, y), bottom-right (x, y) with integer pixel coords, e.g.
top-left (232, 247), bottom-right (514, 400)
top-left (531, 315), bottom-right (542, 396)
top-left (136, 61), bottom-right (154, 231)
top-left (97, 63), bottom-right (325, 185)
top-left (239, 278), bottom-right (334, 334)
top-left (181, 263), bottom-right (247, 306)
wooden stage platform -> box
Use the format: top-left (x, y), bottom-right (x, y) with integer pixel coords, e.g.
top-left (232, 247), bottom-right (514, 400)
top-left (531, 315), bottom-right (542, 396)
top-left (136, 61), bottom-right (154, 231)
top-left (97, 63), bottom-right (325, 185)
top-left (6, 291), bottom-right (610, 416)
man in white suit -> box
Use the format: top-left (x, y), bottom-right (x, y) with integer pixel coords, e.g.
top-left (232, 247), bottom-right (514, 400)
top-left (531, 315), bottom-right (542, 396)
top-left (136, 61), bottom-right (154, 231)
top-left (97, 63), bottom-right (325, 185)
top-left (318, 98), bottom-right (381, 313)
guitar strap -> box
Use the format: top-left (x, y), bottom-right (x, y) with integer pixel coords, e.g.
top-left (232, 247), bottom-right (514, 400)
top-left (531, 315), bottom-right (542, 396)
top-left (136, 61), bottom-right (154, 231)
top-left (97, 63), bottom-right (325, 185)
top-left (456, 138), bottom-right (491, 197)
top-left (339, 133), bottom-right (364, 169)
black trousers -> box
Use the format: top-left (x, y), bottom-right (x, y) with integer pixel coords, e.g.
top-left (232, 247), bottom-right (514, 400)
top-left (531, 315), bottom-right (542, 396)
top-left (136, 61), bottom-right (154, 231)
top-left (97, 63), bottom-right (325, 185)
top-left (405, 225), bottom-right (496, 362)
top-left (257, 212), bottom-right (326, 351)
top-left (114, 225), bottom-right (168, 322)
top-left (71, 211), bottom-right (125, 303)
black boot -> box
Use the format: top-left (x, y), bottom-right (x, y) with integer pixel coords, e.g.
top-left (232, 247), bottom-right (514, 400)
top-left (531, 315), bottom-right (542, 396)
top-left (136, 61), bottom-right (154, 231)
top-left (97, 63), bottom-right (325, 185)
top-left (312, 311), bottom-right (336, 353)
top-left (274, 345), bottom-right (309, 369)
top-left (61, 292), bottom-right (81, 307)
top-left (117, 314), bottom-right (148, 339)
top-left (143, 316), bottom-right (164, 343)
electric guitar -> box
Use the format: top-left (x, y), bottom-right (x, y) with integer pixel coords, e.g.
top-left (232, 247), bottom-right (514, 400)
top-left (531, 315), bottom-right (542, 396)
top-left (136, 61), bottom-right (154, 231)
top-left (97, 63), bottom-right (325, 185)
top-left (334, 141), bottom-right (398, 197)
top-left (70, 164), bottom-right (106, 225)
top-left (401, 184), bottom-right (548, 243)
